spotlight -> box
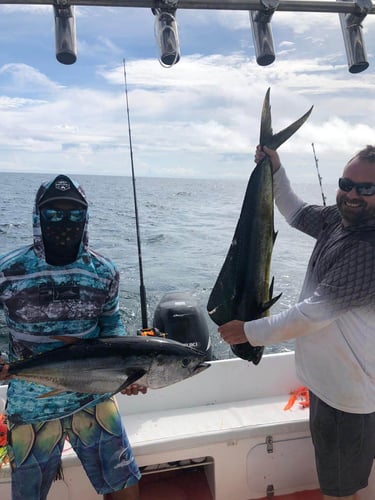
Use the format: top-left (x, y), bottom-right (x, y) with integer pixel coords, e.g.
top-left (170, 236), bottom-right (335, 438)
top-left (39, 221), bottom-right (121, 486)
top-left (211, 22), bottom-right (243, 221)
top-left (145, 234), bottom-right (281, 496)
top-left (249, 0), bottom-right (279, 66)
top-left (153, 6), bottom-right (180, 67)
top-left (339, 0), bottom-right (372, 73)
top-left (54, 3), bottom-right (77, 65)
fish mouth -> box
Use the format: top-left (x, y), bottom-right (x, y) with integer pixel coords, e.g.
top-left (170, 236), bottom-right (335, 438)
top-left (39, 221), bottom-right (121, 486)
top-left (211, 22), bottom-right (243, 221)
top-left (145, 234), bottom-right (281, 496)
top-left (193, 362), bottom-right (210, 376)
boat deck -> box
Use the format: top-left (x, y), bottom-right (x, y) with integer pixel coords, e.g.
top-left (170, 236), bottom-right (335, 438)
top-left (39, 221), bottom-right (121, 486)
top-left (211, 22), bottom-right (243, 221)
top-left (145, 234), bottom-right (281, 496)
top-left (139, 468), bottom-right (322, 499)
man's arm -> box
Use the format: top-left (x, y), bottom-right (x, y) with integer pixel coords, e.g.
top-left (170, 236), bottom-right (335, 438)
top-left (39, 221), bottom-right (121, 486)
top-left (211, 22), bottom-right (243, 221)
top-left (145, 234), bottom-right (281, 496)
top-left (219, 300), bottom-right (335, 347)
top-left (220, 238), bottom-right (375, 347)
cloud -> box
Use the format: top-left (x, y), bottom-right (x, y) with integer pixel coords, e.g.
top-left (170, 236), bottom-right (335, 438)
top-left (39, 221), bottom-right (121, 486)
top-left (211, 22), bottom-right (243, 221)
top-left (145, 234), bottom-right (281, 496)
top-left (0, 64), bottom-right (62, 94)
top-left (0, 4), bottom-right (372, 182)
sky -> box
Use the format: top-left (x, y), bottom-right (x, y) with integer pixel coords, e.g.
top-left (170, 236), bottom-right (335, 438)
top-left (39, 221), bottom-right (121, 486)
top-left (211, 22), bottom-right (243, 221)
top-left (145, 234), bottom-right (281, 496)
top-left (0, 3), bottom-right (373, 183)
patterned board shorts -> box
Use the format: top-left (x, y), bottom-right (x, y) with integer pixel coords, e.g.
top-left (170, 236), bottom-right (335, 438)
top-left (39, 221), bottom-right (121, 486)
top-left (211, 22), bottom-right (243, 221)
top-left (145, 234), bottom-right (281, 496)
top-left (7, 398), bottom-right (141, 500)
top-left (309, 391), bottom-right (375, 497)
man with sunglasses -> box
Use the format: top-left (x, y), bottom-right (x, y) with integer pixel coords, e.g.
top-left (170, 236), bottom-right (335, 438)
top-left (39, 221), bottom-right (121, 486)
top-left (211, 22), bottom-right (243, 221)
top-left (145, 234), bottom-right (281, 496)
top-left (219, 145), bottom-right (375, 500)
top-left (0, 175), bottom-right (144, 500)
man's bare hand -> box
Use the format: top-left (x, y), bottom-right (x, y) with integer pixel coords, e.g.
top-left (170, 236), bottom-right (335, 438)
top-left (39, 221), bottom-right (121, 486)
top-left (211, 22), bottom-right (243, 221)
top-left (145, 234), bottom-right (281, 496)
top-left (255, 145), bottom-right (281, 173)
top-left (218, 320), bottom-right (247, 345)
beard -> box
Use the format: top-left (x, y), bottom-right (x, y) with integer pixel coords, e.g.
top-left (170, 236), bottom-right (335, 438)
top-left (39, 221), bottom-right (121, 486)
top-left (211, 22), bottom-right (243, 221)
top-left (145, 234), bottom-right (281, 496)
top-left (336, 192), bottom-right (375, 226)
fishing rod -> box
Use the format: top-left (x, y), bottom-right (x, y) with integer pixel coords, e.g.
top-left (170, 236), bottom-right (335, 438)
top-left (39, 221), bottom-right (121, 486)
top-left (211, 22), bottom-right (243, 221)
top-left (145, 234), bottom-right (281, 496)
top-left (311, 142), bottom-right (326, 206)
top-left (122, 58), bottom-right (150, 333)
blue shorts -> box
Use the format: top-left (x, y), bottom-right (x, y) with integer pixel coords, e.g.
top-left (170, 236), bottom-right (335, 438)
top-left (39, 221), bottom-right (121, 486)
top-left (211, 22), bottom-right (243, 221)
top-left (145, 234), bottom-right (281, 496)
top-left (309, 392), bottom-right (375, 497)
top-left (7, 398), bottom-right (141, 500)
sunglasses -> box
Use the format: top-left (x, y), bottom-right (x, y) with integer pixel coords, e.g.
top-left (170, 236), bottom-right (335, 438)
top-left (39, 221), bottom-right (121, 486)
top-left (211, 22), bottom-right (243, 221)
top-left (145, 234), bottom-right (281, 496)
top-left (40, 208), bottom-right (86, 223)
top-left (338, 177), bottom-right (375, 197)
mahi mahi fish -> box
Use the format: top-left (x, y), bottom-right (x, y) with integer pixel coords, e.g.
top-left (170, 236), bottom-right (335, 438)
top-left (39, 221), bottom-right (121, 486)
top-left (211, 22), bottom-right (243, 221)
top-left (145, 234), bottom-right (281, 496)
top-left (5, 335), bottom-right (209, 396)
top-left (207, 88), bottom-right (312, 364)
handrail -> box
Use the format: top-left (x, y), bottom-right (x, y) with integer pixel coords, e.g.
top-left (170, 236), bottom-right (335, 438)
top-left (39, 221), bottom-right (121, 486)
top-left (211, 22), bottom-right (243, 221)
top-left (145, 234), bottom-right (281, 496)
top-left (0, 0), bottom-right (374, 14)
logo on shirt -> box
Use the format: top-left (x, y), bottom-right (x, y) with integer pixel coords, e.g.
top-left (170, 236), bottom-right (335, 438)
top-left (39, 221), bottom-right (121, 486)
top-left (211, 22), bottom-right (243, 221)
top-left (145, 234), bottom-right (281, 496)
top-left (39, 282), bottom-right (80, 304)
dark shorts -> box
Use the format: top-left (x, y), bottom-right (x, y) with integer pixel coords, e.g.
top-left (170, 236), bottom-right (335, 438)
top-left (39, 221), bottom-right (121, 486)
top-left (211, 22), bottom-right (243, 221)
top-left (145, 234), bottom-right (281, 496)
top-left (309, 391), bottom-right (375, 497)
top-left (8, 398), bottom-right (141, 500)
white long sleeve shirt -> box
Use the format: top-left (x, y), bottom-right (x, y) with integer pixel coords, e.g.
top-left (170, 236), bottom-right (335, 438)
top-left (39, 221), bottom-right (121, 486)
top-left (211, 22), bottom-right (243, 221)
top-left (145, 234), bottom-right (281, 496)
top-left (244, 166), bottom-right (375, 414)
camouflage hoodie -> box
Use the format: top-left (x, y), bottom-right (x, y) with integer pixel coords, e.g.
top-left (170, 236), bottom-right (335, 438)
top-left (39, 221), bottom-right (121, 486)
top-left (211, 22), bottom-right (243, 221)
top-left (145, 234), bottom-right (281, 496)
top-left (0, 175), bottom-right (126, 424)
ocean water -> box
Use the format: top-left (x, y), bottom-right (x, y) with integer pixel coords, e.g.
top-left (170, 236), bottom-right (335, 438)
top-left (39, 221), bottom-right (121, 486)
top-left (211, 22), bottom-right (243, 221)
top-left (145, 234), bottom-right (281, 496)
top-left (0, 171), bottom-right (333, 359)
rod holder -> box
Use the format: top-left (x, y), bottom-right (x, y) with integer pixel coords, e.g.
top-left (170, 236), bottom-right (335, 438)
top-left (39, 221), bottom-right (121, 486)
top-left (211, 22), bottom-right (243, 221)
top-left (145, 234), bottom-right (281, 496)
top-left (339, 0), bottom-right (372, 73)
top-left (249, 0), bottom-right (279, 66)
top-left (153, 6), bottom-right (180, 67)
top-left (54, 3), bottom-right (77, 65)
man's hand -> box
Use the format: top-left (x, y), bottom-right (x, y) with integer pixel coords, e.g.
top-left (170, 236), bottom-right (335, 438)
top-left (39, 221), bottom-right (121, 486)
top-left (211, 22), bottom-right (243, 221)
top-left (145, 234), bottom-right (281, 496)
top-left (255, 145), bottom-right (281, 173)
top-left (121, 384), bottom-right (147, 396)
top-left (0, 362), bottom-right (11, 382)
top-left (218, 320), bottom-right (247, 345)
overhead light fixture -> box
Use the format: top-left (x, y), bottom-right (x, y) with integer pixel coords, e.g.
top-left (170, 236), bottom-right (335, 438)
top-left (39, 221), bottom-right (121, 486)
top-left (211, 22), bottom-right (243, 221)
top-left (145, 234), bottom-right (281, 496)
top-left (249, 0), bottom-right (279, 66)
top-left (339, 0), bottom-right (372, 73)
top-left (54, 2), bottom-right (77, 65)
top-left (152, 4), bottom-right (180, 67)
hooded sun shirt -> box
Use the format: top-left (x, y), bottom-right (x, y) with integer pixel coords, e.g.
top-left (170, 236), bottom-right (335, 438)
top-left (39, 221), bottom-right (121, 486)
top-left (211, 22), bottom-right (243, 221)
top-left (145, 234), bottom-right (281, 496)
top-left (37, 174), bottom-right (88, 265)
top-left (0, 175), bottom-right (126, 424)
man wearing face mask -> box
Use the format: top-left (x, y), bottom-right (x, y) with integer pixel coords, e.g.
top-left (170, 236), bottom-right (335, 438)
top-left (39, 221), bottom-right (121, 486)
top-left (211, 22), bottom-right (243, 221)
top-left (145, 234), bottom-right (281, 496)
top-left (219, 145), bottom-right (375, 500)
top-left (0, 175), bottom-right (144, 500)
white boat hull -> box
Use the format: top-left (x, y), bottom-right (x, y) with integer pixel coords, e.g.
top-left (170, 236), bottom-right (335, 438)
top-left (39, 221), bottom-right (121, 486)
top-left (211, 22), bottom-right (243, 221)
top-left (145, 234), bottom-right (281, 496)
top-left (1, 352), bottom-right (374, 499)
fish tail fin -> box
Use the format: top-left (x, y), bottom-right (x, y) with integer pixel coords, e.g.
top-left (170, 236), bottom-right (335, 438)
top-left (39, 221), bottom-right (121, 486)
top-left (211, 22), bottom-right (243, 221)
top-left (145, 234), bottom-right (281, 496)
top-left (260, 88), bottom-right (313, 151)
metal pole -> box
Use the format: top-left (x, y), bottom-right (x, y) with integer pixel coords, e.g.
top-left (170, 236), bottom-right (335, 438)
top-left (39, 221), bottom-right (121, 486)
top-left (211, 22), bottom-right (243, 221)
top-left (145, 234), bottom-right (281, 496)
top-left (339, 0), bottom-right (371, 73)
top-left (1, 0), bottom-right (374, 14)
top-left (54, 4), bottom-right (77, 64)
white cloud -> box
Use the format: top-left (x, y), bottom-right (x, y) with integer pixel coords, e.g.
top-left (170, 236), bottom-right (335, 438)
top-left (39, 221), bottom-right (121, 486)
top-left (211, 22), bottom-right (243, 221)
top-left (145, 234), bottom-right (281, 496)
top-left (0, 6), bottom-right (372, 182)
top-left (0, 64), bottom-right (62, 93)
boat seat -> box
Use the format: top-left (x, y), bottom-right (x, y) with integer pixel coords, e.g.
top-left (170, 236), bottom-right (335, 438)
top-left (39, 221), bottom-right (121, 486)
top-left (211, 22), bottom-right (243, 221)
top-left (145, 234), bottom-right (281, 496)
top-left (124, 393), bottom-right (310, 457)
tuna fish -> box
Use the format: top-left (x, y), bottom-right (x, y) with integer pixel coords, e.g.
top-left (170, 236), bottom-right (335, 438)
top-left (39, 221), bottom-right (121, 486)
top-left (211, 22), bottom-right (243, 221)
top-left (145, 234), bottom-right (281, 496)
top-left (5, 335), bottom-right (209, 396)
top-left (207, 88), bottom-right (313, 364)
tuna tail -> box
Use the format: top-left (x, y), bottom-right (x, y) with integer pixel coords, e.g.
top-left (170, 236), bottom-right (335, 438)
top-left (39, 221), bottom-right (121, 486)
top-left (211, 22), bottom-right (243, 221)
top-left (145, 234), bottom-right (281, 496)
top-left (260, 88), bottom-right (313, 150)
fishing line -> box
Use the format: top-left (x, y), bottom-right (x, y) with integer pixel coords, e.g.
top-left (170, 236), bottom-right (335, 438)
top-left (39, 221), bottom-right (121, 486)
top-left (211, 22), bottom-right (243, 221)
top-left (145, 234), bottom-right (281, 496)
top-left (122, 58), bottom-right (148, 330)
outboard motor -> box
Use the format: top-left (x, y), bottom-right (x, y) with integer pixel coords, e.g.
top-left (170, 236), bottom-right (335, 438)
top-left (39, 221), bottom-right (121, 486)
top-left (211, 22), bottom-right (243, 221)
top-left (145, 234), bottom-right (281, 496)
top-left (153, 291), bottom-right (212, 360)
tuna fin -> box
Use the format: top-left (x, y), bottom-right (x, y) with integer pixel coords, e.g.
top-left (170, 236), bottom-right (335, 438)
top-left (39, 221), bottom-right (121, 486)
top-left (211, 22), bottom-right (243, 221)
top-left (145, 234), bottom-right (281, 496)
top-left (50, 335), bottom-right (79, 345)
top-left (37, 388), bottom-right (65, 399)
top-left (260, 88), bottom-right (313, 150)
top-left (117, 369), bottom-right (147, 393)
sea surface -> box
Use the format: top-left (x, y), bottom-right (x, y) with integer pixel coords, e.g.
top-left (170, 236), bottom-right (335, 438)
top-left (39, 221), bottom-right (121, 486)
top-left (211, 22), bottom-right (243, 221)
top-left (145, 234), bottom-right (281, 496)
top-left (0, 171), bottom-right (334, 359)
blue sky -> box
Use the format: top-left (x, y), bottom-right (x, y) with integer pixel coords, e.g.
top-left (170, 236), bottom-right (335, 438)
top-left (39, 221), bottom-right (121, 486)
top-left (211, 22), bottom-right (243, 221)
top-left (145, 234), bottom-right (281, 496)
top-left (0, 4), bottom-right (373, 183)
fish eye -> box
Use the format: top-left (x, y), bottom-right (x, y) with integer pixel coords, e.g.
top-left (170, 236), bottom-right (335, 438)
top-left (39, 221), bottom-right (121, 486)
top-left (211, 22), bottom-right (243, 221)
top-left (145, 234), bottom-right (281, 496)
top-left (181, 358), bottom-right (190, 368)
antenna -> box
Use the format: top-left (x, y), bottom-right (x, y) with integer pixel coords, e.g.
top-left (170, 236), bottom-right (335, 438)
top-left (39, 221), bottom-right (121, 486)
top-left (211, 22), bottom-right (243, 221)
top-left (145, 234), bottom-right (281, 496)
top-left (311, 143), bottom-right (326, 206)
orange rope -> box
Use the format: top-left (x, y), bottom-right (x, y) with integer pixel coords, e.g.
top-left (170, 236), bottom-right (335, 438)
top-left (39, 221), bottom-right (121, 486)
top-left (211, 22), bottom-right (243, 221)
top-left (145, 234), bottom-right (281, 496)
top-left (284, 387), bottom-right (310, 411)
